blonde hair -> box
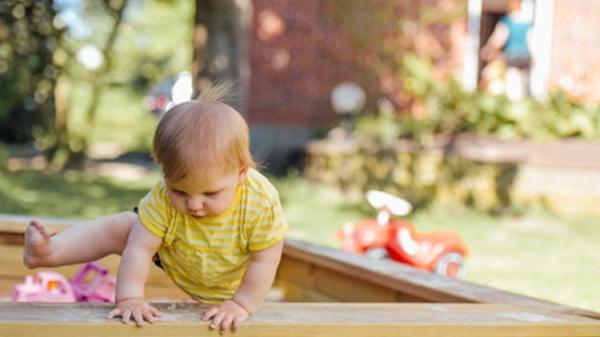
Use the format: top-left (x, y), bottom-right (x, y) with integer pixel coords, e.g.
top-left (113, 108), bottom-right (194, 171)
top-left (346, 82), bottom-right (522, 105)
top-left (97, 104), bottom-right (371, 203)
top-left (152, 85), bottom-right (255, 182)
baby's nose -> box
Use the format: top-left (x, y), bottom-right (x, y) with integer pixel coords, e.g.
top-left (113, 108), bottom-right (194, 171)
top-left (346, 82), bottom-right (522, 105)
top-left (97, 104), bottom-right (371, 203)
top-left (187, 196), bottom-right (204, 211)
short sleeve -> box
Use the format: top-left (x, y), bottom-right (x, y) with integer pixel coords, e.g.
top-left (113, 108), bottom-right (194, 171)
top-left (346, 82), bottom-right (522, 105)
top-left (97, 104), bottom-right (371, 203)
top-left (137, 183), bottom-right (170, 239)
top-left (247, 199), bottom-right (288, 252)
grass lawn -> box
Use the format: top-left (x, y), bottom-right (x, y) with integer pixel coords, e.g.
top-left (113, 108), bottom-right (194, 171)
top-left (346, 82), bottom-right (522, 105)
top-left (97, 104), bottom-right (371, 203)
top-left (0, 167), bottom-right (598, 313)
top-left (0, 168), bottom-right (159, 218)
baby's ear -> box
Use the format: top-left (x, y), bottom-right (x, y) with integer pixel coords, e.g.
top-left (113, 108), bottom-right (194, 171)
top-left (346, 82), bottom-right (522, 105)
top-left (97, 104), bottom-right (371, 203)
top-left (237, 166), bottom-right (248, 184)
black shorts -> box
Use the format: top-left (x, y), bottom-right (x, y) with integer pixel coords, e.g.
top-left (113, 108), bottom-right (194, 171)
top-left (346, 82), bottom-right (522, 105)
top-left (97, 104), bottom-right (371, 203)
top-left (133, 206), bottom-right (164, 270)
top-left (506, 55), bottom-right (531, 69)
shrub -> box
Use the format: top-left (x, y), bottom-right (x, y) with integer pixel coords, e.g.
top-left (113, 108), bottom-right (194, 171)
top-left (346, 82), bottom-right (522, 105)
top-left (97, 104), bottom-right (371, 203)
top-left (358, 52), bottom-right (600, 144)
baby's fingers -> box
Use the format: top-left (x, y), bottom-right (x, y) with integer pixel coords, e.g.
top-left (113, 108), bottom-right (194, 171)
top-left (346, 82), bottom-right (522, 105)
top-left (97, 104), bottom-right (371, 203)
top-left (106, 308), bottom-right (122, 320)
top-left (220, 315), bottom-right (234, 335)
top-left (232, 316), bottom-right (243, 333)
top-left (132, 310), bottom-right (146, 327)
top-left (202, 307), bottom-right (219, 321)
top-left (149, 306), bottom-right (161, 317)
top-left (121, 309), bottom-right (132, 324)
top-left (210, 312), bottom-right (226, 330)
top-left (142, 309), bottom-right (156, 324)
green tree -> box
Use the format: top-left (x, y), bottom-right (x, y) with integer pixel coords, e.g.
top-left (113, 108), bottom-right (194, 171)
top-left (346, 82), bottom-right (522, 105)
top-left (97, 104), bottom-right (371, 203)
top-left (0, 0), bottom-right (63, 143)
top-left (55, 0), bottom-right (128, 167)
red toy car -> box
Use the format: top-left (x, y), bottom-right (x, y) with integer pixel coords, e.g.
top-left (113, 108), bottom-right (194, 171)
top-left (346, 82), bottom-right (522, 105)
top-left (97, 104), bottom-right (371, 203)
top-left (338, 190), bottom-right (469, 278)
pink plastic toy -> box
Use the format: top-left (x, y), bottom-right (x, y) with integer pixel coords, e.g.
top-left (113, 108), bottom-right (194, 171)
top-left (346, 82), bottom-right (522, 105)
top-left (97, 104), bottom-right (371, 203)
top-left (70, 262), bottom-right (116, 302)
top-left (11, 271), bottom-right (76, 302)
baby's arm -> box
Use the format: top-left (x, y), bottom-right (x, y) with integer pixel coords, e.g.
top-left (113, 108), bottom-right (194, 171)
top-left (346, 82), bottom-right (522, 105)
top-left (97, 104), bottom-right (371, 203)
top-left (233, 240), bottom-right (283, 313)
top-left (106, 218), bottom-right (162, 326)
top-left (202, 240), bottom-right (284, 333)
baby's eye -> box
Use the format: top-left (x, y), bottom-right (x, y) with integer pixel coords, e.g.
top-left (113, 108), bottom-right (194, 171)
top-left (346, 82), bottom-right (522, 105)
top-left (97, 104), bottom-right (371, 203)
top-left (205, 191), bottom-right (220, 197)
top-left (171, 189), bottom-right (187, 196)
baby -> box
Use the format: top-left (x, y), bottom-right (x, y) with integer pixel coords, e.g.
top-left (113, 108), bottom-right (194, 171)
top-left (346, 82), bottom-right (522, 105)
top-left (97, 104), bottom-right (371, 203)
top-left (23, 88), bottom-right (287, 333)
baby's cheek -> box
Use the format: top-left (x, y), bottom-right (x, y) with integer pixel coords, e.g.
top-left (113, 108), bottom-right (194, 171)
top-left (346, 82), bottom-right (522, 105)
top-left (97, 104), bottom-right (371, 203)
top-left (209, 200), bottom-right (227, 215)
top-left (171, 203), bottom-right (184, 213)
top-left (168, 196), bottom-right (185, 212)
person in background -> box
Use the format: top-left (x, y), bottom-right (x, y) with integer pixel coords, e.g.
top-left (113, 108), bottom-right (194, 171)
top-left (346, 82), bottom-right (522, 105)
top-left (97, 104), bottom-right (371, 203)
top-left (480, 0), bottom-right (534, 100)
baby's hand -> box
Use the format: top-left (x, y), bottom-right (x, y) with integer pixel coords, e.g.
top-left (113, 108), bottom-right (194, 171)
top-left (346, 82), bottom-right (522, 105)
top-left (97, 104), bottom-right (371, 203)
top-left (202, 299), bottom-right (250, 334)
top-left (106, 298), bottom-right (161, 327)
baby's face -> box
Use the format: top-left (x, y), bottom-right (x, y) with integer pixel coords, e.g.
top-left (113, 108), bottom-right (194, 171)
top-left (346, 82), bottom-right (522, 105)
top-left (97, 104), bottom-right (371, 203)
top-left (165, 166), bottom-right (247, 219)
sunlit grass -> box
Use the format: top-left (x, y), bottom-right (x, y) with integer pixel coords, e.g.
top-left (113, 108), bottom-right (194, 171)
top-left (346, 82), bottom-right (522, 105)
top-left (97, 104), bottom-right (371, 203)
top-left (0, 168), bottom-right (160, 218)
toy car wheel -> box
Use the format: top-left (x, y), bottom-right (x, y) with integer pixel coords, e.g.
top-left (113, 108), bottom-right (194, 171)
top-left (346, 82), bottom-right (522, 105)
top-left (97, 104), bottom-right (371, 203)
top-left (434, 252), bottom-right (466, 279)
top-left (364, 248), bottom-right (389, 260)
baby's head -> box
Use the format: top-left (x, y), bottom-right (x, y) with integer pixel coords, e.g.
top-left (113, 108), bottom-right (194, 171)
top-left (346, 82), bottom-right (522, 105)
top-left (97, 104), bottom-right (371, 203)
top-left (152, 92), bottom-right (255, 218)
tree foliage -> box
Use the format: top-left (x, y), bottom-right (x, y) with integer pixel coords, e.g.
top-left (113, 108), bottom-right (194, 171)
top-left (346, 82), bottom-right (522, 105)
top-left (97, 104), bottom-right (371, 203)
top-left (356, 52), bottom-right (600, 143)
top-left (1, 0), bottom-right (196, 167)
top-left (0, 0), bottom-right (64, 143)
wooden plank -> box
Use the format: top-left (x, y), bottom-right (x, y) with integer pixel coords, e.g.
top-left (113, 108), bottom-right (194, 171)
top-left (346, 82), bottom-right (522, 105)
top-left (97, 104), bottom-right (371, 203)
top-left (0, 279), bottom-right (191, 302)
top-left (0, 238), bottom-right (189, 301)
top-left (141, 285), bottom-right (191, 301)
top-left (0, 276), bottom-right (23, 300)
top-left (0, 231), bottom-right (24, 245)
top-left (0, 245), bottom-right (177, 288)
top-left (277, 255), bottom-right (425, 302)
top-left (2, 214), bottom-right (599, 320)
top-left (0, 213), bottom-right (74, 233)
top-left (0, 270), bottom-right (190, 302)
top-left (272, 280), bottom-right (336, 302)
top-left (0, 302), bottom-right (598, 337)
top-left (281, 239), bottom-right (600, 319)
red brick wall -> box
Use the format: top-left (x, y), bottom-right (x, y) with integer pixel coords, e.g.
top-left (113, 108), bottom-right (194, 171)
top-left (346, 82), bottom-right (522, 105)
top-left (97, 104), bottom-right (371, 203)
top-left (550, 0), bottom-right (600, 102)
top-left (247, 0), bottom-right (357, 126)
top-left (247, 0), bottom-right (467, 126)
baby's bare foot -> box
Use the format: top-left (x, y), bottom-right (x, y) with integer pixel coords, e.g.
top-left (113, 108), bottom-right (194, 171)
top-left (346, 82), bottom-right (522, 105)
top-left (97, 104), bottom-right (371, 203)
top-left (23, 220), bottom-right (54, 268)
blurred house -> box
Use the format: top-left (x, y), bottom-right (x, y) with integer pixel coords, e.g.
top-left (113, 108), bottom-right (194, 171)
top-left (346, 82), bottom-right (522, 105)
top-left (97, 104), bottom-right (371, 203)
top-left (243, 0), bottom-right (600, 172)
top-left (245, 0), bottom-right (466, 173)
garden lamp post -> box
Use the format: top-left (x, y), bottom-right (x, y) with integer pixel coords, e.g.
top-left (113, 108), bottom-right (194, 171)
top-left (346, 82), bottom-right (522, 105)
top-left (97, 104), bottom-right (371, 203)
top-left (330, 81), bottom-right (366, 136)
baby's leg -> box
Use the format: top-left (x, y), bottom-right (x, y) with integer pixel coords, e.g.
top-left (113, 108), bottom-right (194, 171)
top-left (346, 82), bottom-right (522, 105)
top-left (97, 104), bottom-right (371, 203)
top-left (23, 211), bottom-right (137, 268)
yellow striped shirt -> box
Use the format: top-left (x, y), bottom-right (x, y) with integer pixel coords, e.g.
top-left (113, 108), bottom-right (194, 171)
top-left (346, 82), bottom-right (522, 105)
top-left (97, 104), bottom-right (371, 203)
top-left (137, 168), bottom-right (287, 303)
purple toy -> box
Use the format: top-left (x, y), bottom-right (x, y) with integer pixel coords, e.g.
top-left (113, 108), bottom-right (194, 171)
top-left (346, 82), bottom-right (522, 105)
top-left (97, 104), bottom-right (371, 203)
top-left (70, 262), bottom-right (116, 302)
top-left (11, 262), bottom-right (116, 303)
